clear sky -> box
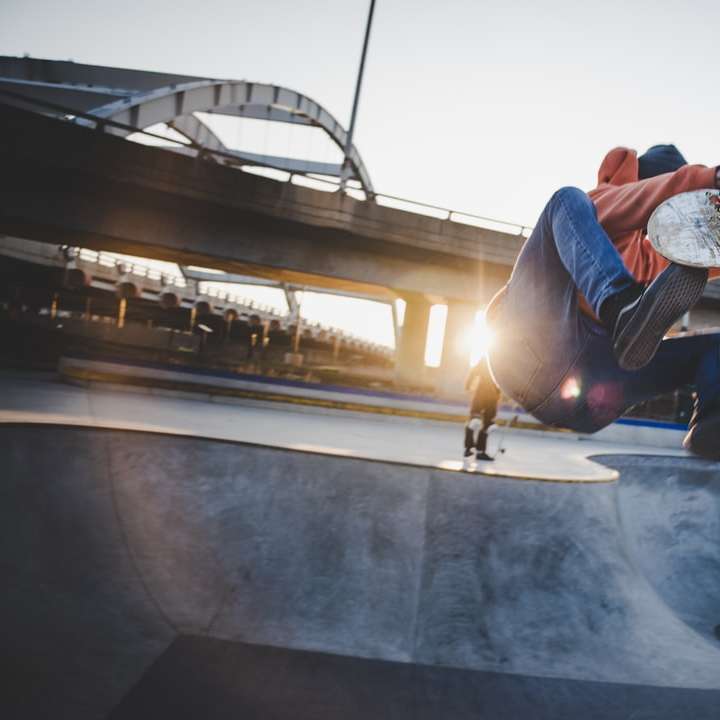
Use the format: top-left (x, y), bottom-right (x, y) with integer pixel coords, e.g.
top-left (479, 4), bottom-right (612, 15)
top-left (2, 0), bottom-right (719, 355)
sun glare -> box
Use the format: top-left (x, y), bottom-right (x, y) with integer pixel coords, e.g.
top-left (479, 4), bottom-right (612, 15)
top-left (423, 306), bottom-right (494, 369)
top-left (469, 310), bottom-right (494, 366)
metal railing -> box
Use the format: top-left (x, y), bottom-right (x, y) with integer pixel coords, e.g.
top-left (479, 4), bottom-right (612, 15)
top-left (65, 247), bottom-right (393, 354)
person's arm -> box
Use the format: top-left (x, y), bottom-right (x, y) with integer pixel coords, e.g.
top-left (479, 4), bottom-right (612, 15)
top-left (591, 164), bottom-right (719, 237)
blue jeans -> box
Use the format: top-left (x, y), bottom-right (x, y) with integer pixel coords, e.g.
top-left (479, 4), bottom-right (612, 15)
top-left (488, 187), bottom-right (720, 433)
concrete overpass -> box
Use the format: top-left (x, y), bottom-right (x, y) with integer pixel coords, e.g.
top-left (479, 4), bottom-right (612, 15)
top-left (0, 57), bottom-right (526, 389)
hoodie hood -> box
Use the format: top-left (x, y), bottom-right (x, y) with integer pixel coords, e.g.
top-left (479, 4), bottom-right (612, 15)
top-left (596, 147), bottom-right (639, 187)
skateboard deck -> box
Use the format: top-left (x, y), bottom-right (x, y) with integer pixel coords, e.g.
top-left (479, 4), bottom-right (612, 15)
top-left (648, 189), bottom-right (720, 268)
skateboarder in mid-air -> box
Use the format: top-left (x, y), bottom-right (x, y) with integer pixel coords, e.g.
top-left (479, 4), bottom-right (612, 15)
top-left (486, 144), bottom-right (720, 459)
top-left (463, 356), bottom-right (500, 462)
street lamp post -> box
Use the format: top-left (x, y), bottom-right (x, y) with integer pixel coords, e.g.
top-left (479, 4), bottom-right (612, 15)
top-left (340, 0), bottom-right (377, 193)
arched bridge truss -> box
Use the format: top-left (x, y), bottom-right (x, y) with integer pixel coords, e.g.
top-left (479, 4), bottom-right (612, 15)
top-left (0, 57), bottom-right (374, 194)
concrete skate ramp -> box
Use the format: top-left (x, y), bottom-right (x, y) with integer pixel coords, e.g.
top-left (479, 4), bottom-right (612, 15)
top-left (2, 425), bottom-right (720, 718)
top-left (602, 455), bottom-right (720, 645)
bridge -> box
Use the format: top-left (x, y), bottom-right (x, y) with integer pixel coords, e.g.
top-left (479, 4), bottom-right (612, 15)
top-left (3, 58), bottom-right (720, 720)
top-left (0, 57), bottom-right (527, 390)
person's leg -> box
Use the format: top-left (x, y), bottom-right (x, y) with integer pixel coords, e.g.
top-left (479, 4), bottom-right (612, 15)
top-left (658, 333), bottom-right (720, 460)
top-left (475, 431), bottom-right (492, 461)
top-left (522, 187), bottom-right (708, 369)
top-left (463, 412), bottom-right (482, 457)
top-left (475, 431), bottom-right (487, 454)
top-left (523, 321), bottom-right (718, 435)
top-left (620, 332), bottom-right (720, 458)
top-left (622, 333), bottom-right (720, 408)
top-left (464, 418), bottom-right (480, 457)
top-left (483, 406), bottom-right (497, 430)
top-left (491, 187), bottom-right (633, 414)
top-left (475, 407), bottom-right (497, 461)
top-left (690, 335), bottom-right (720, 416)
top-left (641, 333), bottom-right (720, 459)
top-left (507, 187), bottom-right (637, 319)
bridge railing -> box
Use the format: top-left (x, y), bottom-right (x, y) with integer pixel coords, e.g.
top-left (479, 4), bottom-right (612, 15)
top-left (242, 166), bottom-right (533, 237)
top-left (64, 246), bottom-right (393, 355)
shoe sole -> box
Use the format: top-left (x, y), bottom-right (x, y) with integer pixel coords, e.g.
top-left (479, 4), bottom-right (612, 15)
top-left (615, 265), bottom-right (708, 371)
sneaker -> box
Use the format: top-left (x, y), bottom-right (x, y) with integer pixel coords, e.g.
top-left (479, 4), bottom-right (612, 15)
top-left (613, 263), bottom-right (708, 371)
top-left (475, 452), bottom-right (494, 462)
top-left (683, 404), bottom-right (720, 460)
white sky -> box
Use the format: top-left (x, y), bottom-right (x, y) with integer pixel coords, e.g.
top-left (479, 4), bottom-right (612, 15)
top-left (2, 0), bottom-right (719, 356)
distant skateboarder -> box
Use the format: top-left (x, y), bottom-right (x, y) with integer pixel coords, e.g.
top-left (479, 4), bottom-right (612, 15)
top-left (486, 145), bottom-right (720, 459)
top-left (464, 356), bottom-right (500, 462)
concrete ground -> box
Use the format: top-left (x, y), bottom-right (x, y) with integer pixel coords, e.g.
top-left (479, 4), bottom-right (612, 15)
top-left (0, 371), bottom-right (689, 482)
top-left (2, 371), bottom-right (719, 719)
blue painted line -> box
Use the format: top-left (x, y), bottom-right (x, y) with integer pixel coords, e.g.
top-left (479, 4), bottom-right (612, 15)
top-left (614, 417), bottom-right (686, 431)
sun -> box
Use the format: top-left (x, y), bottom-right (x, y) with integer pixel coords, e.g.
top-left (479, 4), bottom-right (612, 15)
top-left (469, 310), bottom-right (494, 366)
top-left (422, 305), bottom-right (495, 369)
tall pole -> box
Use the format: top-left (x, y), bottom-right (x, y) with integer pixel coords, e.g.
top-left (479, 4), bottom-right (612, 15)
top-left (340, 0), bottom-right (376, 192)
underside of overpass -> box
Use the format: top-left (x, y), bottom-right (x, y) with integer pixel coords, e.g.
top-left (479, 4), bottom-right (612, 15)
top-left (0, 56), bottom-right (526, 390)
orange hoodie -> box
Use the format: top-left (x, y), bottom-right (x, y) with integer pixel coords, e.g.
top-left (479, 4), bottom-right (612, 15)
top-left (589, 147), bottom-right (718, 284)
top-left (486, 150), bottom-right (718, 326)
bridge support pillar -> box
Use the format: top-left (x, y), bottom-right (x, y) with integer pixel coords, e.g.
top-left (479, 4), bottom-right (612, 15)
top-left (438, 301), bottom-right (478, 398)
top-left (394, 294), bottom-right (431, 388)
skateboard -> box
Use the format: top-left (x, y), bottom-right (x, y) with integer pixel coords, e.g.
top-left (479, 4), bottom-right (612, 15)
top-left (648, 189), bottom-right (720, 267)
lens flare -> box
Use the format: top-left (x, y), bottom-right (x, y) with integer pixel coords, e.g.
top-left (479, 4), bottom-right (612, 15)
top-left (469, 310), bottom-right (495, 365)
top-left (560, 376), bottom-right (582, 400)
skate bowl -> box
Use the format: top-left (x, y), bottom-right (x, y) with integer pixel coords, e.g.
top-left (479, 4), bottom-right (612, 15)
top-left (3, 424), bottom-right (720, 718)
